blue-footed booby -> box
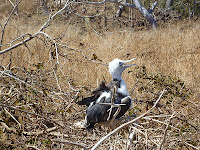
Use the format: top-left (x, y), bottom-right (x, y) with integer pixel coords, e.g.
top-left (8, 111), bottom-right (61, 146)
top-left (78, 58), bottom-right (136, 130)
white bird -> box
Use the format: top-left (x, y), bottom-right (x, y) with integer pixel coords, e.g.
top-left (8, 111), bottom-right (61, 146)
top-left (78, 58), bottom-right (136, 130)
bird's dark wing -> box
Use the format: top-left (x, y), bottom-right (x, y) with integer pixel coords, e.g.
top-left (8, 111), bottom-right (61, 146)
top-left (85, 96), bottom-right (116, 130)
top-left (84, 95), bottom-right (132, 130)
top-left (92, 80), bottom-right (109, 94)
top-left (85, 95), bottom-right (123, 130)
top-left (85, 102), bottom-right (110, 129)
top-left (77, 81), bottom-right (109, 106)
top-left (77, 96), bottom-right (96, 107)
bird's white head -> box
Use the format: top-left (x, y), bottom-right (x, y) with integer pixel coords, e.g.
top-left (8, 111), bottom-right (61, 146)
top-left (108, 58), bottom-right (136, 80)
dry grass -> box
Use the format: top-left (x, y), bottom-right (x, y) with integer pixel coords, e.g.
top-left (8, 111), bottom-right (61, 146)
top-left (0, 2), bottom-right (200, 149)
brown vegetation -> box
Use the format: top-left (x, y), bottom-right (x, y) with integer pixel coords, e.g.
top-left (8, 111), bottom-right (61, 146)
top-left (0, 0), bottom-right (199, 149)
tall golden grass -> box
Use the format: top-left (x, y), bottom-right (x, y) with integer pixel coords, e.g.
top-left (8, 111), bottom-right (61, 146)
top-left (1, 17), bottom-right (199, 94)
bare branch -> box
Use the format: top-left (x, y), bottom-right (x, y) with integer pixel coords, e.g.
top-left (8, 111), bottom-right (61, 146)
top-left (39, 1), bottom-right (74, 32)
top-left (0, 117), bottom-right (16, 132)
top-left (143, 116), bottom-right (179, 131)
top-left (4, 108), bottom-right (22, 129)
top-left (158, 112), bottom-right (176, 150)
top-left (26, 145), bottom-right (41, 150)
top-left (183, 141), bottom-right (199, 150)
top-left (23, 127), bottom-right (58, 136)
top-left (165, 0), bottom-right (174, 9)
top-left (8, 0), bottom-right (15, 8)
top-left (0, 103), bottom-right (65, 128)
top-left (0, 0), bottom-right (22, 51)
top-left (148, 1), bottom-right (158, 14)
top-left (82, 0), bottom-right (136, 8)
top-left (0, 1), bottom-right (73, 55)
top-left (82, 0), bottom-right (157, 29)
top-left (116, 5), bottom-right (125, 17)
top-left (133, 0), bottom-right (157, 29)
top-left (0, 70), bottom-right (45, 95)
top-left (0, 35), bottom-right (34, 55)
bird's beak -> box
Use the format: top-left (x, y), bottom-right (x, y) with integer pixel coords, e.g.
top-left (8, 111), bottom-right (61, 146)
top-left (122, 58), bottom-right (136, 68)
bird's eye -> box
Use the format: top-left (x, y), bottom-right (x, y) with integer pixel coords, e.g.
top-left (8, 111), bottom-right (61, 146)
top-left (119, 62), bottom-right (123, 66)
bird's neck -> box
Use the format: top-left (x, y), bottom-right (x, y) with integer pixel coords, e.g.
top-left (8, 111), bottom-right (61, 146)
top-left (112, 78), bottom-right (129, 96)
top-left (110, 71), bottom-right (123, 81)
top-left (112, 75), bottom-right (122, 81)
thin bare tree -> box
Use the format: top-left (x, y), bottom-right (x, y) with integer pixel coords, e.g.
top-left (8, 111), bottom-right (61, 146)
top-left (83, 0), bottom-right (157, 29)
top-left (165, 0), bottom-right (174, 9)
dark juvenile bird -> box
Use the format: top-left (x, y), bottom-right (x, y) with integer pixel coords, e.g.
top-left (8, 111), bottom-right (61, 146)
top-left (77, 58), bottom-right (136, 130)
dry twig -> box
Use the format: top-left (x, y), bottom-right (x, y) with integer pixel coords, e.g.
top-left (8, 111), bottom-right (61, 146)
top-left (4, 108), bottom-right (21, 129)
top-left (0, 117), bottom-right (16, 132)
top-left (23, 127), bottom-right (58, 136)
top-left (52, 139), bottom-right (88, 150)
top-left (26, 145), bottom-right (41, 150)
top-left (0, 103), bottom-right (65, 128)
top-left (158, 112), bottom-right (176, 150)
